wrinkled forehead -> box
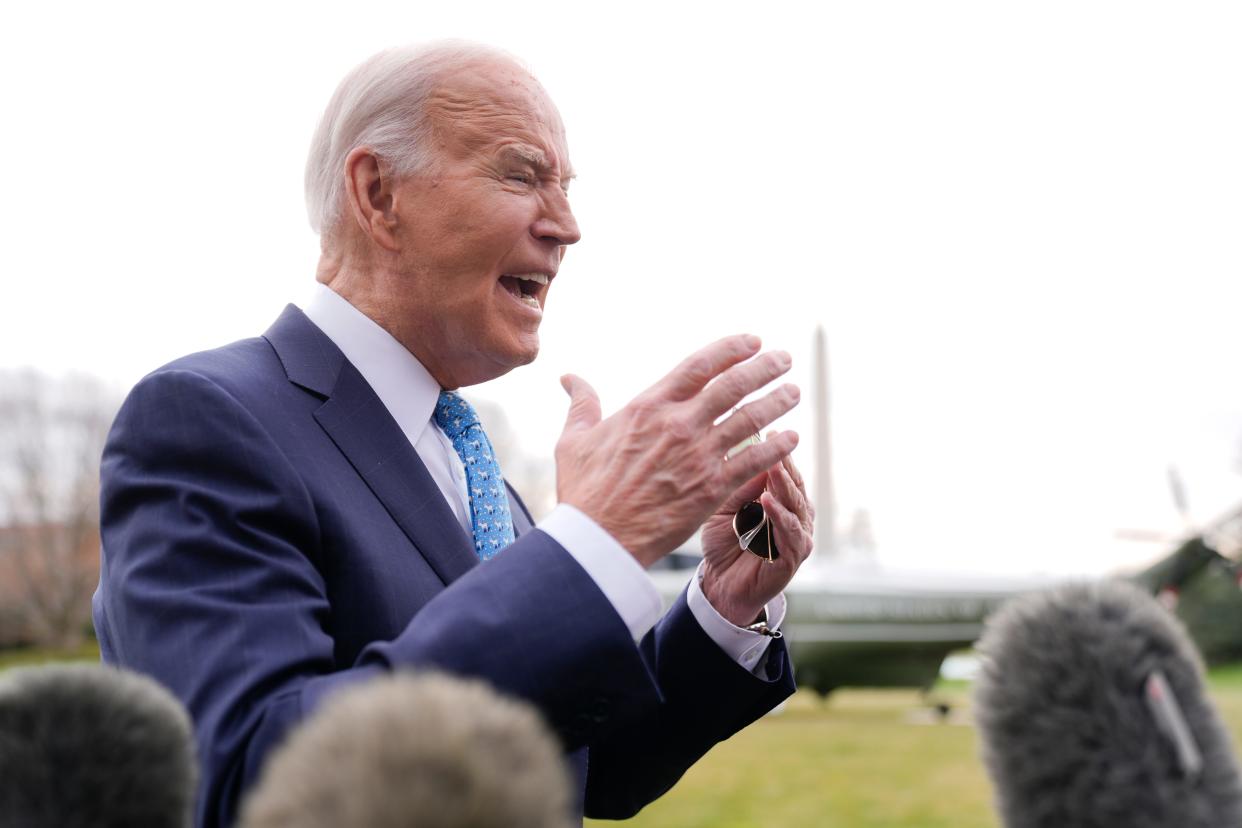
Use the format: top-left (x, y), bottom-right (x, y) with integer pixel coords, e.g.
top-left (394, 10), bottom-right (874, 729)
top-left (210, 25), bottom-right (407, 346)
top-left (424, 59), bottom-right (572, 172)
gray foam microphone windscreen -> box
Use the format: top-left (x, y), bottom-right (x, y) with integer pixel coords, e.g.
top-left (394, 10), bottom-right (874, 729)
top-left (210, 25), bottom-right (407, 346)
top-left (238, 671), bottom-right (574, 828)
top-left (974, 580), bottom-right (1242, 828)
top-left (0, 663), bottom-right (197, 828)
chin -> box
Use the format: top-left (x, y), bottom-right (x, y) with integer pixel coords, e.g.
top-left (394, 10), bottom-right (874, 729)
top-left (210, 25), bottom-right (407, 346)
top-left (461, 337), bottom-right (540, 387)
top-left (506, 325), bottom-right (542, 364)
top-left (506, 339), bottom-right (540, 370)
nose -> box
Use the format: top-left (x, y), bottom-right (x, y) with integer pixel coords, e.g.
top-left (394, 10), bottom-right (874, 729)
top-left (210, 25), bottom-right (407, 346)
top-left (532, 187), bottom-right (581, 247)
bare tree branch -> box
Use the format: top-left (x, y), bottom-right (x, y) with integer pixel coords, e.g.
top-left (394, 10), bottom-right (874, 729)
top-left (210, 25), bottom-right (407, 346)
top-left (0, 370), bottom-right (118, 647)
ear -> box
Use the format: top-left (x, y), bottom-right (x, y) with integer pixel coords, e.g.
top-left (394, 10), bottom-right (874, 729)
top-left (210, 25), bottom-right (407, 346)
top-left (343, 147), bottom-right (400, 252)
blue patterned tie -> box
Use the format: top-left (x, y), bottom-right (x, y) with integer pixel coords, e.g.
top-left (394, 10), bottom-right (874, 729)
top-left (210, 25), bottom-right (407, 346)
top-left (433, 391), bottom-right (516, 560)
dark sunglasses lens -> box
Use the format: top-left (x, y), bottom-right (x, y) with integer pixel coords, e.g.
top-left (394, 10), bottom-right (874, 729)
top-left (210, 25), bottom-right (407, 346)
top-left (734, 500), bottom-right (780, 561)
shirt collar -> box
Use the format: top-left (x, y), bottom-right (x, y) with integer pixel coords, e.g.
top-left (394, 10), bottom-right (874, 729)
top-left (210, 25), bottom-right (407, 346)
top-left (301, 284), bottom-right (440, 445)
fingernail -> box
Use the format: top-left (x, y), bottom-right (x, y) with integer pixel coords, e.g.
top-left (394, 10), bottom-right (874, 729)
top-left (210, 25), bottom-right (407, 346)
top-left (784, 383), bottom-right (800, 401)
top-left (776, 351), bottom-right (792, 369)
top-left (744, 334), bottom-right (761, 350)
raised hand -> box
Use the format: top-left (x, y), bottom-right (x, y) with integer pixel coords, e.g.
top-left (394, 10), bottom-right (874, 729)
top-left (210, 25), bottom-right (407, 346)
top-left (555, 335), bottom-right (800, 568)
top-left (700, 449), bottom-right (815, 627)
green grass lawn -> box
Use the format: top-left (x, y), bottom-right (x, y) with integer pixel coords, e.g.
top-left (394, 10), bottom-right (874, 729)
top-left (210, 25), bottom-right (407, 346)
top-left (0, 641), bottom-right (100, 671)
top-left (587, 670), bottom-right (1242, 828)
top-left (586, 689), bottom-right (998, 828)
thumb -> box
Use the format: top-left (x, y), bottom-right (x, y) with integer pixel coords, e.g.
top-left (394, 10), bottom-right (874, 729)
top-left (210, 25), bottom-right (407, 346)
top-left (560, 373), bottom-right (602, 433)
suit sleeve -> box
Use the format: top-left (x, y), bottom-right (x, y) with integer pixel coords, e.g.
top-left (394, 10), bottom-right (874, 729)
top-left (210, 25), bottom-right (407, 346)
top-left (96, 369), bottom-right (663, 828)
top-left (582, 593), bottom-right (795, 819)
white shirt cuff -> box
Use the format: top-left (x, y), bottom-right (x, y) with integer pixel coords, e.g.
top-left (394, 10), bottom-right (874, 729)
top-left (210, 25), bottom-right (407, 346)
top-left (537, 504), bottom-right (663, 640)
top-left (687, 562), bottom-right (787, 674)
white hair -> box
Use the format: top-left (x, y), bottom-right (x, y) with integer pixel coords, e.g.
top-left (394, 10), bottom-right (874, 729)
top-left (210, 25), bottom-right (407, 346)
top-left (304, 40), bottom-right (524, 237)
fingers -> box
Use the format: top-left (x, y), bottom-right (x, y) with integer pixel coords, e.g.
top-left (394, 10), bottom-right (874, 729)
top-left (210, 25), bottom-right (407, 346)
top-left (782, 451), bottom-right (808, 499)
top-left (560, 373), bottom-right (602, 434)
top-left (695, 350), bottom-right (793, 425)
top-left (652, 335), bottom-right (761, 402)
top-left (766, 437), bottom-right (813, 519)
top-left (783, 454), bottom-right (814, 523)
top-left (723, 431), bottom-right (799, 491)
top-left (761, 489), bottom-right (813, 563)
top-left (713, 383), bottom-right (800, 452)
top-left (767, 464), bottom-right (812, 533)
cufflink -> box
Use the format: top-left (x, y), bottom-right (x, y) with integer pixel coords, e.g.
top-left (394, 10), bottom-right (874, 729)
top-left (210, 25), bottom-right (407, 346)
top-left (744, 606), bottom-right (782, 638)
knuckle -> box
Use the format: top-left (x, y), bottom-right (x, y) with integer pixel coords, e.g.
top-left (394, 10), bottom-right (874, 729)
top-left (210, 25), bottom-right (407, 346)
top-left (683, 355), bottom-right (714, 382)
top-left (628, 395), bottom-right (660, 423)
top-left (714, 371), bottom-right (747, 403)
top-left (758, 436), bottom-right (782, 461)
top-left (739, 405), bottom-right (763, 434)
top-left (666, 414), bottom-right (696, 442)
top-left (761, 351), bottom-right (786, 376)
top-left (727, 335), bottom-right (754, 360)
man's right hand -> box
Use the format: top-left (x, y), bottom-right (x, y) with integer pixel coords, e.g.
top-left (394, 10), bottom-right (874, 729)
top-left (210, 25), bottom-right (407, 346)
top-left (555, 334), bottom-right (800, 568)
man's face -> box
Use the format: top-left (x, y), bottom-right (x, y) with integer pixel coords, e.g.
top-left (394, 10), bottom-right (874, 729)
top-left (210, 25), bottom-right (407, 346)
top-left (386, 59), bottom-right (580, 388)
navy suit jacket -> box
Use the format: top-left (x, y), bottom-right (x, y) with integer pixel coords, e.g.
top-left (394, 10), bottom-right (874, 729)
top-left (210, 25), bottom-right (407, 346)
top-left (94, 306), bottom-right (794, 827)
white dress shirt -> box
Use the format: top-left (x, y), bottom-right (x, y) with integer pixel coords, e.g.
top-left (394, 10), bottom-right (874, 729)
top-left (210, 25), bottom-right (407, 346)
top-left (302, 284), bottom-right (784, 672)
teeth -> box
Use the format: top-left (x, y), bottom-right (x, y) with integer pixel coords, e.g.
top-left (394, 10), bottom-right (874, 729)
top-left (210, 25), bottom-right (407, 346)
top-left (508, 273), bottom-right (550, 286)
top-left (517, 294), bottom-right (541, 309)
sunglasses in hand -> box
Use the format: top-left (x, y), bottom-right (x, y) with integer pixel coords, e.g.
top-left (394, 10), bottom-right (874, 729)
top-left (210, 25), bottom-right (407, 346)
top-left (729, 431), bottom-right (779, 564)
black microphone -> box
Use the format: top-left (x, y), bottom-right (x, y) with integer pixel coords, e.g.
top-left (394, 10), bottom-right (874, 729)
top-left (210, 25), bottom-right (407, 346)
top-left (0, 663), bottom-right (197, 828)
top-left (238, 671), bottom-right (574, 828)
top-left (974, 580), bottom-right (1242, 828)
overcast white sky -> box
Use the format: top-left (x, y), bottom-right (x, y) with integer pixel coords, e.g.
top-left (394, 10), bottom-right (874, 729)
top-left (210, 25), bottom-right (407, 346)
top-left (2, 1), bottom-right (1239, 576)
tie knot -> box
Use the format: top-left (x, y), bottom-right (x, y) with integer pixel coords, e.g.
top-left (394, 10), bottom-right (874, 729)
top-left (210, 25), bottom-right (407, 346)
top-left (433, 391), bottom-right (480, 440)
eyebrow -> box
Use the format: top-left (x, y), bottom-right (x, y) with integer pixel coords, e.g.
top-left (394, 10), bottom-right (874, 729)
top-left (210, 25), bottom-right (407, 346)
top-left (502, 144), bottom-right (577, 184)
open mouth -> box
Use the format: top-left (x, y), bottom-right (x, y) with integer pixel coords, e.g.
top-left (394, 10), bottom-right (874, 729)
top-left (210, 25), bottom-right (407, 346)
top-left (498, 273), bottom-right (549, 311)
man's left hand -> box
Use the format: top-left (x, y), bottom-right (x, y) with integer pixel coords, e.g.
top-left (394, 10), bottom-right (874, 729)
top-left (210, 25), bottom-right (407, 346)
top-left (700, 447), bottom-right (815, 627)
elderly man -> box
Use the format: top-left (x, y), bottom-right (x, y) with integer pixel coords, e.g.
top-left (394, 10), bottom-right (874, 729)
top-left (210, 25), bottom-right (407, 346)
top-left (94, 42), bottom-right (813, 827)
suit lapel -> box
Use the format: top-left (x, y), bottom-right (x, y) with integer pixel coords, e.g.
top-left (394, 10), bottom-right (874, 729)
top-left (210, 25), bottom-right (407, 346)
top-left (265, 306), bottom-right (479, 586)
top-left (506, 482), bottom-right (535, 537)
